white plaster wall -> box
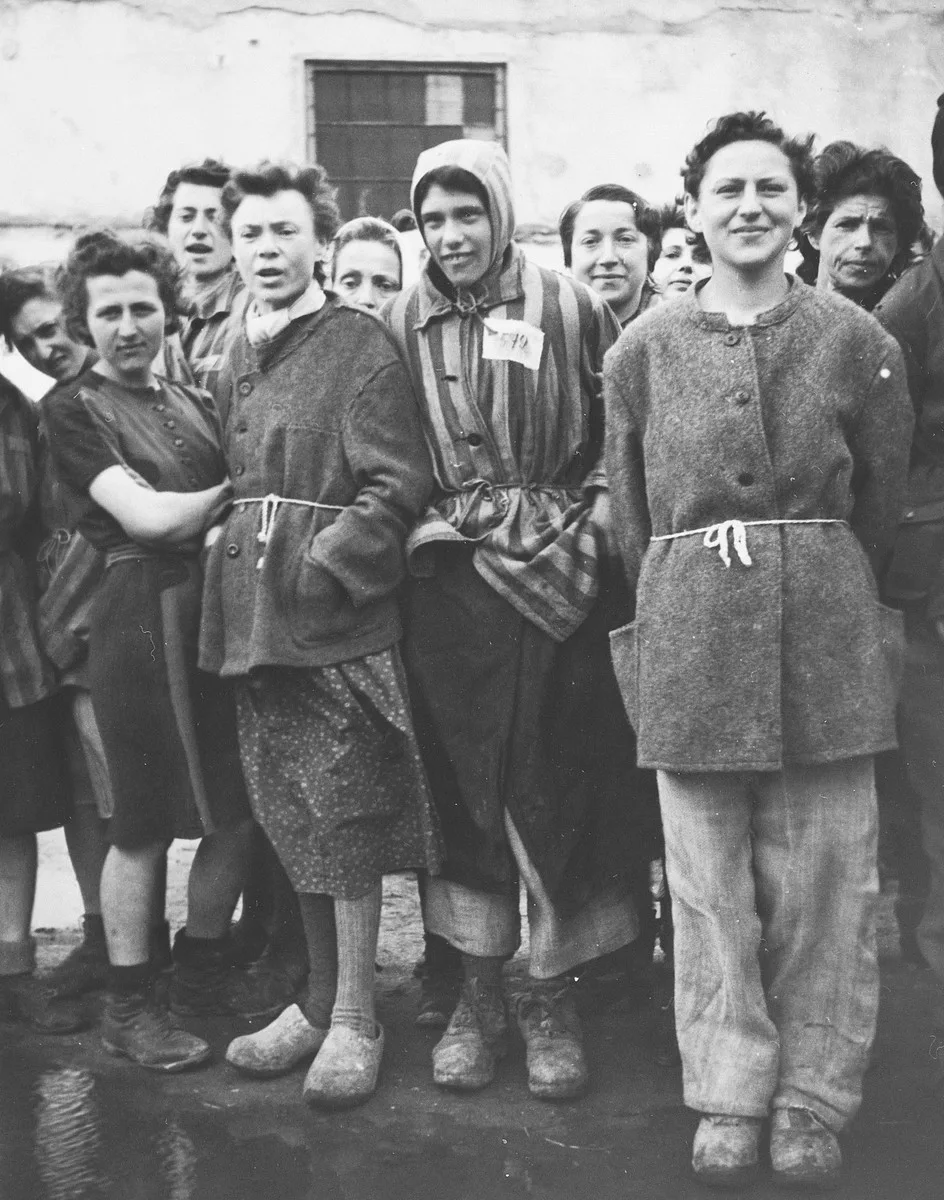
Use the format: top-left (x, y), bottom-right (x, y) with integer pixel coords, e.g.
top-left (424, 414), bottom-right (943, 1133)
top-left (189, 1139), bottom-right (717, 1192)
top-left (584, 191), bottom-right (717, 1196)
top-left (1, 0), bottom-right (943, 254)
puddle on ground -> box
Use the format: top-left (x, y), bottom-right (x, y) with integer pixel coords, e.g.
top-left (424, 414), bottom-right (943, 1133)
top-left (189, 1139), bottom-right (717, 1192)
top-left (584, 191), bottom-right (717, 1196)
top-left (0, 1040), bottom-right (654, 1200)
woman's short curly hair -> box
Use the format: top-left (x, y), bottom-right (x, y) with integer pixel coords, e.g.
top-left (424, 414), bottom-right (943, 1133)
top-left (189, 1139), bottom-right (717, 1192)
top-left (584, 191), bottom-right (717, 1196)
top-left (804, 141), bottom-right (925, 254)
top-left (57, 229), bottom-right (183, 346)
top-left (683, 111), bottom-right (816, 202)
top-left (220, 161), bottom-right (341, 284)
top-left (145, 158), bottom-right (232, 235)
top-left (558, 184), bottom-right (662, 270)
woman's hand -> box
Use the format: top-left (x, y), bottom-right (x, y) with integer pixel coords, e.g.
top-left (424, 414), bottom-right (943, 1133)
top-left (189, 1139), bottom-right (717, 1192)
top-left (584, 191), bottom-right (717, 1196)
top-left (204, 524), bottom-right (224, 551)
top-left (590, 489), bottom-right (619, 559)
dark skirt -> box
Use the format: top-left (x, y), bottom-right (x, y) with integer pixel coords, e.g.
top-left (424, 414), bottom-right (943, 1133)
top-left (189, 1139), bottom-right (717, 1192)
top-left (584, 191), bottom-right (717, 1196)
top-left (89, 554), bottom-right (251, 849)
top-left (0, 693), bottom-right (69, 836)
top-left (403, 546), bottom-right (661, 921)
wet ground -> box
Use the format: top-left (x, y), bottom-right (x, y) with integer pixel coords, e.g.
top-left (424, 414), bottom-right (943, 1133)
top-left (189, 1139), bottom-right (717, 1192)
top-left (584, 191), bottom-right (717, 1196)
top-left (2, 840), bottom-right (943, 1199)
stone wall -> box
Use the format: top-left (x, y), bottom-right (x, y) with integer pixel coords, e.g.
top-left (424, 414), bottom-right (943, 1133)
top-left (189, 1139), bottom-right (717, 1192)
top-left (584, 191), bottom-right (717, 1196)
top-left (1, 0), bottom-right (942, 261)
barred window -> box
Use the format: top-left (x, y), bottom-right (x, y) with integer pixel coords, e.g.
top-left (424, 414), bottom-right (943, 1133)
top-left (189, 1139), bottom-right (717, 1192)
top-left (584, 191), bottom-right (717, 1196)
top-left (306, 61), bottom-right (506, 221)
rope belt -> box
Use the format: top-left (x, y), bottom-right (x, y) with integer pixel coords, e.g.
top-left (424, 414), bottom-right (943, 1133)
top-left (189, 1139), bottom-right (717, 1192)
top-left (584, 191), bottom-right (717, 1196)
top-left (235, 493), bottom-right (345, 569)
top-left (650, 518), bottom-right (847, 568)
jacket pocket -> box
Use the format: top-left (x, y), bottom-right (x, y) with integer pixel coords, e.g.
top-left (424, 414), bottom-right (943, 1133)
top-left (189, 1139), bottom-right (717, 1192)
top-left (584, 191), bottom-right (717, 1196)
top-left (289, 545), bottom-right (356, 645)
top-left (877, 601), bottom-right (905, 697)
top-left (609, 618), bottom-right (640, 732)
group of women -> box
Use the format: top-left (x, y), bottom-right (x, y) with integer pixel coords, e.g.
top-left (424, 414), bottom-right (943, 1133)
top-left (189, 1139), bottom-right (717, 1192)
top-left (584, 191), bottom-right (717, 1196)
top-left (0, 106), bottom-right (927, 1190)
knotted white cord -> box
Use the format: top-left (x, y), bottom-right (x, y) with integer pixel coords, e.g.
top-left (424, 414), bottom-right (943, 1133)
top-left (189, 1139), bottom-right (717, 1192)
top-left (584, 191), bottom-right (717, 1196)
top-left (235, 493), bottom-right (345, 569)
top-left (650, 518), bottom-right (846, 568)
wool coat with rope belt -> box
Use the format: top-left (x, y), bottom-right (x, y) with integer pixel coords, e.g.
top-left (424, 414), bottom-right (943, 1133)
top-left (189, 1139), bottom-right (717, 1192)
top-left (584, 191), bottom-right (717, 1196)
top-left (652, 518), bottom-right (848, 568)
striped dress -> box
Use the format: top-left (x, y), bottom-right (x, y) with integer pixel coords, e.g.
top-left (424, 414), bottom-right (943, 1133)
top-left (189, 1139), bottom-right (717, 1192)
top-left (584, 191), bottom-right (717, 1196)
top-left (386, 241), bottom-right (660, 913)
top-left (386, 246), bottom-right (617, 642)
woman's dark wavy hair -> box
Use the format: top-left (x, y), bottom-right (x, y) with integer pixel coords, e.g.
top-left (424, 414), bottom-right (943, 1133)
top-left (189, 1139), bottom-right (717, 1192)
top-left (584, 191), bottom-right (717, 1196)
top-left (655, 202), bottom-right (711, 264)
top-left (220, 161), bottom-right (341, 284)
top-left (0, 265), bottom-right (56, 344)
top-left (57, 229), bottom-right (183, 346)
top-left (331, 216), bottom-right (403, 284)
top-left (683, 111), bottom-right (816, 202)
top-left (558, 184), bottom-right (661, 270)
top-left (804, 141), bottom-right (925, 259)
top-left (146, 158), bottom-right (232, 235)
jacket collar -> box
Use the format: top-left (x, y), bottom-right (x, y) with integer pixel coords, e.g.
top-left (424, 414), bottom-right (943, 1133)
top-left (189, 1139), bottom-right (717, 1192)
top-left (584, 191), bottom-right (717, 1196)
top-left (190, 268), bottom-right (243, 322)
top-left (242, 297), bottom-right (334, 374)
top-left (684, 274), bottom-right (807, 332)
top-left (412, 244), bottom-right (525, 331)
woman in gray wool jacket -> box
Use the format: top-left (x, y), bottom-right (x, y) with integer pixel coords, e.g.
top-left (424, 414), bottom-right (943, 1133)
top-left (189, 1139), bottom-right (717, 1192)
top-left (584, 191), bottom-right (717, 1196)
top-left (198, 162), bottom-right (441, 1111)
top-left (604, 112), bottom-right (913, 1191)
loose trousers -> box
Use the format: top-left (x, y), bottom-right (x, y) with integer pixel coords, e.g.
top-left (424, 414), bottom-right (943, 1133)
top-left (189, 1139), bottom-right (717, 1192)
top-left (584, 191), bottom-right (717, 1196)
top-left (657, 758), bottom-right (879, 1131)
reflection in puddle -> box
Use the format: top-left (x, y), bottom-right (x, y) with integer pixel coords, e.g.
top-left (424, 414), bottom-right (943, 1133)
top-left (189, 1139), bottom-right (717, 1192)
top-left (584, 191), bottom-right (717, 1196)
top-left (34, 1067), bottom-right (104, 1200)
top-left (156, 1121), bottom-right (198, 1200)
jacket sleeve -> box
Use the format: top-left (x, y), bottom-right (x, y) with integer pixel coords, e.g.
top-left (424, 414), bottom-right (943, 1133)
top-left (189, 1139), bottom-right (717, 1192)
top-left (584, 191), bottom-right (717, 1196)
top-left (304, 358), bottom-right (434, 607)
top-left (848, 342), bottom-right (914, 577)
top-left (874, 269), bottom-right (929, 417)
top-left (602, 340), bottom-right (652, 589)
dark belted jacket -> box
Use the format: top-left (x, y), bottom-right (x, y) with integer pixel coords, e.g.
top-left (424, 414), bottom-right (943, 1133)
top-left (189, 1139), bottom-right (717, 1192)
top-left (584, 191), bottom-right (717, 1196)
top-left (199, 299), bottom-right (433, 676)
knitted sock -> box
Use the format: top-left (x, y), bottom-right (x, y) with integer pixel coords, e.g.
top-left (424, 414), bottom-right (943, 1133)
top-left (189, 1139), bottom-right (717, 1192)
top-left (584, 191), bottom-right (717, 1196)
top-left (81, 913), bottom-right (106, 947)
top-left (107, 961), bottom-right (153, 995)
top-left (0, 937), bottom-right (35, 977)
top-left (331, 885), bottom-right (382, 1038)
top-left (298, 893), bottom-right (337, 1030)
top-left (174, 930), bottom-right (228, 965)
top-left (461, 953), bottom-right (504, 991)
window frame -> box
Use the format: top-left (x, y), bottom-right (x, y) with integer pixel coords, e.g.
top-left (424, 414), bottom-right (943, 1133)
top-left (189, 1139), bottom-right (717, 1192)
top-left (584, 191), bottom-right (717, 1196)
top-left (305, 59), bottom-right (507, 218)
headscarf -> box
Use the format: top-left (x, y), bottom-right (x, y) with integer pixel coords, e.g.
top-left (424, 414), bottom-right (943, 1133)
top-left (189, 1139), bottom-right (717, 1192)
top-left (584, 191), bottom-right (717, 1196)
top-left (410, 139), bottom-right (515, 300)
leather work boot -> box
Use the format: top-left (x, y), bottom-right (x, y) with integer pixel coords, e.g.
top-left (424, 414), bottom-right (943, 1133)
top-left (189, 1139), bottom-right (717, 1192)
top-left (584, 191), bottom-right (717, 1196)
top-left (169, 931), bottom-right (292, 1020)
top-left (226, 1003), bottom-right (327, 1077)
top-left (0, 974), bottom-right (90, 1035)
top-left (769, 1107), bottom-right (842, 1191)
top-left (691, 1114), bottom-right (763, 1188)
top-left (432, 979), bottom-right (508, 1091)
top-left (41, 914), bottom-right (109, 999)
top-left (303, 1023), bottom-right (385, 1109)
top-left (516, 981), bottom-right (588, 1101)
top-left (101, 988), bottom-right (212, 1072)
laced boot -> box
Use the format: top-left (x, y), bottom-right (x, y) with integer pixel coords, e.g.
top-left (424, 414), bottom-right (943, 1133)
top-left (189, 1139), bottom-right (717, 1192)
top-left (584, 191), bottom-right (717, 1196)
top-left (770, 1107), bottom-right (842, 1191)
top-left (102, 982), bottom-right (211, 1072)
top-left (692, 1114), bottom-right (763, 1188)
top-left (432, 978), bottom-right (508, 1091)
top-left (516, 978), bottom-right (588, 1100)
top-left (40, 914), bottom-right (109, 1000)
top-left (169, 930), bottom-right (290, 1020)
top-left (0, 938), bottom-right (89, 1034)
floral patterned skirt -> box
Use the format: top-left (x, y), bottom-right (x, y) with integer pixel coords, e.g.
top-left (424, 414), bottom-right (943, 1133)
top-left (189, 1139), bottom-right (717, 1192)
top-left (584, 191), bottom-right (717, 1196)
top-left (234, 649), bottom-right (442, 898)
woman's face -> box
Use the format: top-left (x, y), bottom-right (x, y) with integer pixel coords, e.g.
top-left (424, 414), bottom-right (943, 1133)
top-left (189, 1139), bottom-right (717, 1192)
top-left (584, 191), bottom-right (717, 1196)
top-left (231, 189), bottom-right (326, 313)
top-left (9, 296), bottom-right (88, 381)
top-left (652, 227), bottom-right (712, 297)
top-left (686, 141), bottom-right (805, 277)
top-left (332, 239), bottom-right (401, 313)
top-left (166, 182), bottom-right (233, 286)
top-left (569, 200), bottom-right (651, 323)
top-left (85, 271), bottom-right (165, 386)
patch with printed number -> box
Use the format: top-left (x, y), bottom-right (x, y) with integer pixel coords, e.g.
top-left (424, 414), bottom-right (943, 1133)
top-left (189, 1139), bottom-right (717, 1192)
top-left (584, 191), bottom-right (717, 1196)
top-left (481, 318), bottom-right (545, 370)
